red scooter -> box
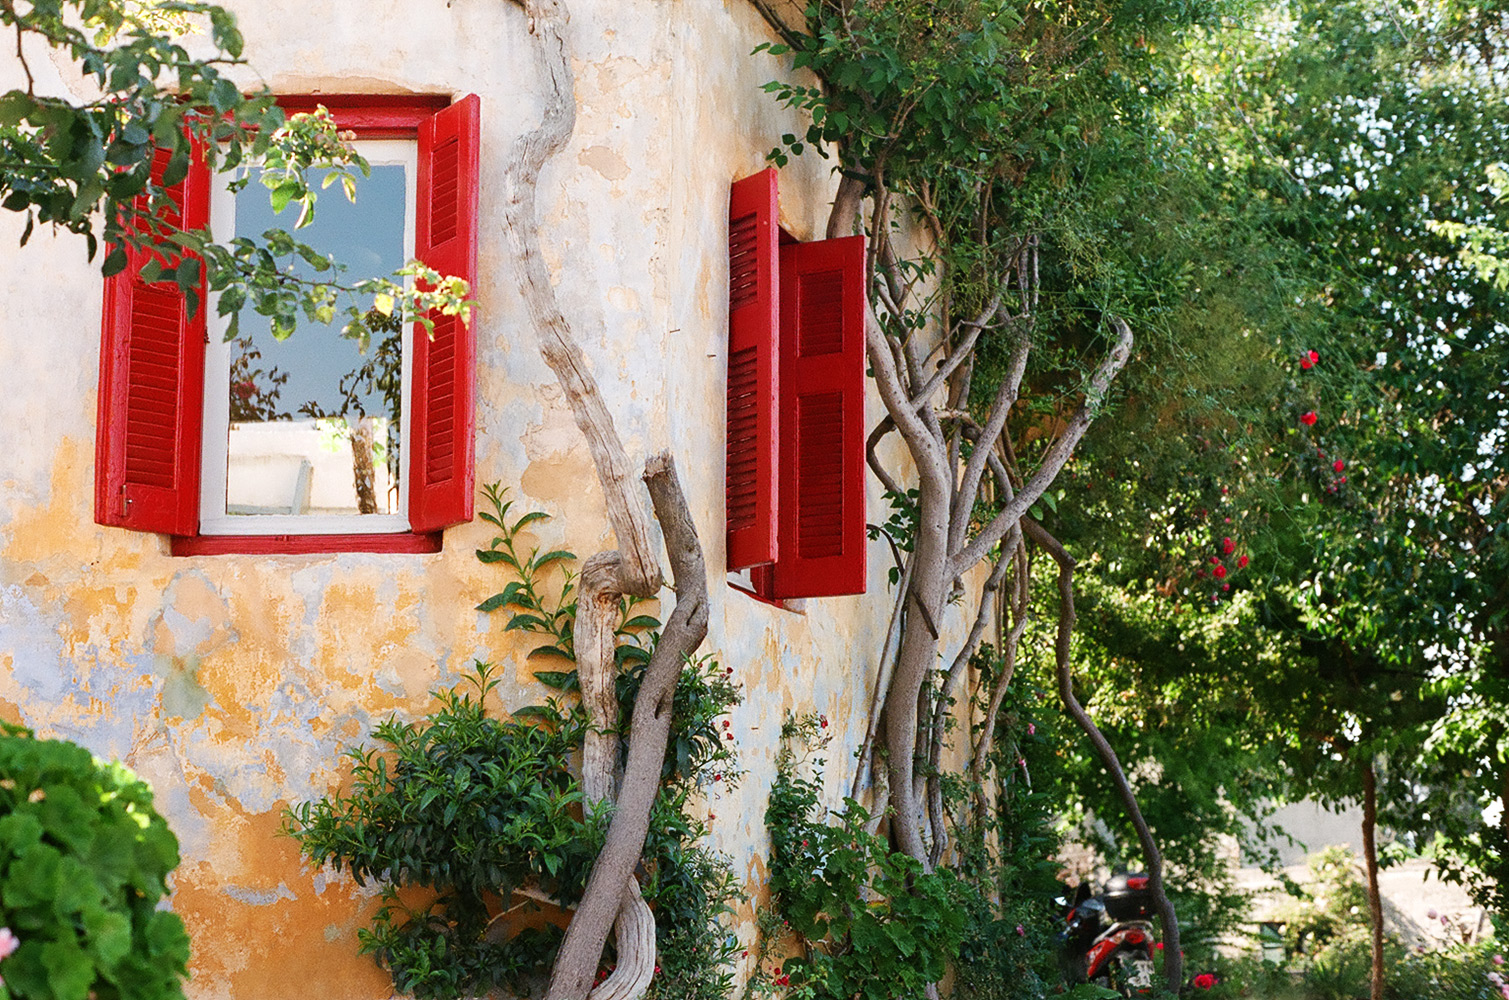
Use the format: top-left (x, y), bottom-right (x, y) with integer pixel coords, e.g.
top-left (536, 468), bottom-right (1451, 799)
top-left (1059, 872), bottom-right (1158, 996)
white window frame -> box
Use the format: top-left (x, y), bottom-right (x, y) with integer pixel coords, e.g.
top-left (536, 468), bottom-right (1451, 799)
top-left (199, 139), bottom-right (419, 536)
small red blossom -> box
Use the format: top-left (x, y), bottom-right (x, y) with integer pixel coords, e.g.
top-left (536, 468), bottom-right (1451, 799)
top-left (1333, 459), bottom-right (1345, 472)
top-left (1154, 942), bottom-right (1164, 951)
top-left (713, 773), bottom-right (721, 781)
top-left (1221, 536), bottom-right (1235, 555)
top-left (1222, 583), bottom-right (1230, 591)
top-left (1016, 924), bottom-right (1026, 936)
top-left (233, 379), bottom-right (257, 399)
top-left (654, 966), bottom-right (661, 975)
top-left (722, 719), bottom-right (730, 728)
top-left (1209, 556), bottom-right (1221, 565)
top-left (708, 813), bottom-right (715, 820)
top-left (725, 732), bottom-right (734, 741)
top-left (1338, 476), bottom-right (1347, 484)
top-left (1193, 972), bottom-right (1218, 990)
top-left (1213, 564), bottom-right (1227, 579)
top-left (1237, 554), bottom-right (1249, 568)
top-left (1300, 411), bottom-right (1318, 426)
top-left (819, 715), bottom-right (828, 728)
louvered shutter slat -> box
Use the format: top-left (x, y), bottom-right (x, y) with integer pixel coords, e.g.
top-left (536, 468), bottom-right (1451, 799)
top-left (95, 144), bottom-right (209, 535)
top-left (409, 95), bottom-right (480, 533)
top-left (764, 234), bottom-right (867, 599)
top-left (726, 169), bottom-right (780, 570)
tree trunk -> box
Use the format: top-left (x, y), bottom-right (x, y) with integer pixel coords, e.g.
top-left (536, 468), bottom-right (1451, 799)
top-left (544, 454), bottom-right (709, 1000)
top-left (1025, 518), bottom-right (1182, 988)
top-left (1361, 757), bottom-right (1385, 1000)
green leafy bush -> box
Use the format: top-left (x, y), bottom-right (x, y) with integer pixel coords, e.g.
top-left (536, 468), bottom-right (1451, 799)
top-left (284, 664), bottom-right (601, 999)
top-left (0, 727), bottom-right (190, 1000)
top-left (288, 487), bottom-right (744, 1000)
top-left (761, 715), bottom-right (970, 1000)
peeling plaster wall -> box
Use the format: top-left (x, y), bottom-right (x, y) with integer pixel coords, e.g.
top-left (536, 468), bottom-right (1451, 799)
top-left (0, 3), bottom-right (978, 997)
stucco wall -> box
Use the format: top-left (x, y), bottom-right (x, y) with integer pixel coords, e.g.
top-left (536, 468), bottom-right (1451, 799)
top-left (0, 3), bottom-right (971, 997)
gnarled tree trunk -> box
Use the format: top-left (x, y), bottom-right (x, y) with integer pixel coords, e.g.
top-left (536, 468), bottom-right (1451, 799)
top-left (500, 4), bottom-right (707, 999)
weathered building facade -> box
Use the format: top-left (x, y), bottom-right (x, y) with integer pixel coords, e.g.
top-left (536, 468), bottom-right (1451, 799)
top-left (0, 2), bottom-right (961, 997)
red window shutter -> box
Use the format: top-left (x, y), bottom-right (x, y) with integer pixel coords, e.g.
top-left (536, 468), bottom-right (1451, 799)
top-left (762, 234), bottom-right (868, 599)
top-left (95, 144), bottom-right (210, 536)
top-left (726, 168), bottom-right (780, 570)
top-left (410, 94), bottom-right (480, 533)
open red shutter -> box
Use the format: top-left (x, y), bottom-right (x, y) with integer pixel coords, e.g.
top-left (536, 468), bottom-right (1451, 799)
top-left (95, 145), bottom-right (209, 535)
top-left (761, 234), bottom-right (868, 599)
top-left (726, 169), bottom-right (780, 570)
top-left (410, 94), bottom-right (480, 533)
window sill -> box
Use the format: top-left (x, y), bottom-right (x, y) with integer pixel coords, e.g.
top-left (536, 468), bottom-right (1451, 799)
top-left (170, 532), bottom-right (442, 556)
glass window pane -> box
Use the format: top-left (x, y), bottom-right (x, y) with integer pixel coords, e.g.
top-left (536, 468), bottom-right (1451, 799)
top-left (223, 163), bottom-right (408, 519)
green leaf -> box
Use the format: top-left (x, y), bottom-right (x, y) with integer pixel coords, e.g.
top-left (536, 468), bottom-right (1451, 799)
top-left (0, 91), bottom-right (35, 126)
top-left (100, 243), bottom-right (127, 277)
top-left (532, 670), bottom-right (578, 691)
top-left (269, 179), bottom-right (302, 215)
top-left (42, 939), bottom-right (94, 1000)
top-left (510, 510), bottom-right (550, 534)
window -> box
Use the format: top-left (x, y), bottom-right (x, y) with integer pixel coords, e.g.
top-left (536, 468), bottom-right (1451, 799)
top-left (94, 94), bottom-right (479, 554)
top-left (725, 168), bottom-right (867, 600)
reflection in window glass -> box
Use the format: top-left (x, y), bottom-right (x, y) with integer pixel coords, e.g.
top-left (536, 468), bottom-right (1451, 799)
top-left (223, 164), bottom-right (407, 518)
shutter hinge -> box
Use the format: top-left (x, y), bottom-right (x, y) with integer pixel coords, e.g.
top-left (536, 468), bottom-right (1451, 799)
top-left (117, 485), bottom-right (132, 518)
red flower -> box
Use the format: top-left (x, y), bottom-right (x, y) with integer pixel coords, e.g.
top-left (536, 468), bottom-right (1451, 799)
top-left (819, 715), bottom-right (829, 728)
top-left (1213, 564), bottom-right (1227, 579)
top-left (1237, 554), bottom-right (1249, 568)
top-left (1300, 411), bottom-right (1318, 426)
top-left (1333, 459), bottom-right (1345, 472)
top-left (1221, 536), bottom-right (1235, 555)
top-left (1154, 942), bottom-right (1164, 951)
top-left (1300, 349), bottom-right (1318, 370)
top-left (1193, 972), bottom-right (1218, 990)
top-left (722, 719), bottom-right (730, 728)
top-left (1222, 583), bottom-right (1230, 591)
top-left (713, 773), bottom-right (722, 782)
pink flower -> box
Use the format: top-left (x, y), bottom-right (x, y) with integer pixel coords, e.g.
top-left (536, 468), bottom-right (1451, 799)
top-left (1222, 583), bottom-right (1230, 591)
top-left (1300, 411), bottom-right (1318, 426)
top-left (1027, 723), bottom-right (1036, 736)
top-left (1221, 536), bottom-right (1235, 555)
top-left (1495, 954), bottom-right (1504, 966)
top-left (1016, 924), bottom-right (1026, 936)
top-left (1194, 972), bottom-right (1217, 990)
top-left (1237, 554), bottom-right (1249, 568)
top-left (1333, 459), bottom-right (1345, 472)
top-left (0, 928), bottom-right (17, 959)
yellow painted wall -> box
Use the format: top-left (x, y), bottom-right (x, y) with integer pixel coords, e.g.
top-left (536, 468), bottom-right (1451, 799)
top-left (0, 3), bottom-right (979, 996)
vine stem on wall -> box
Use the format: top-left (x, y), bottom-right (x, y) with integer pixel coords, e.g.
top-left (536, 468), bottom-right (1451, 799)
top-left (500, 3), bottom-right (709, 999)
